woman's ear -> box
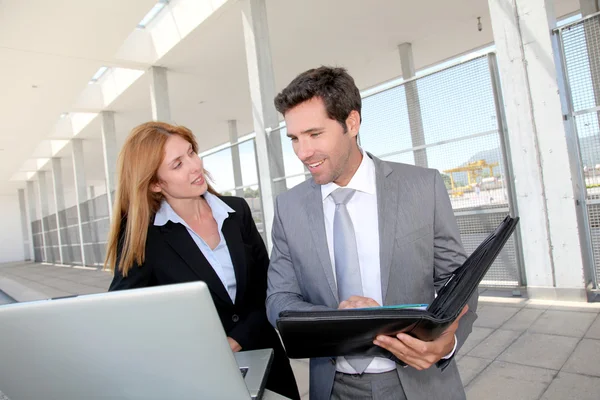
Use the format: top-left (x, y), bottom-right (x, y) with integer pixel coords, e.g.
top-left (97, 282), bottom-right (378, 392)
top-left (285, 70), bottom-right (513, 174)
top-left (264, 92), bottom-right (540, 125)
top-left (150, 182), bottom-right (162, 193)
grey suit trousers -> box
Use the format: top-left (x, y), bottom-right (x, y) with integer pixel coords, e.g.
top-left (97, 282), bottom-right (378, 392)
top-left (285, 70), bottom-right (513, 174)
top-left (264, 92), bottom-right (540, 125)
top-left (331, 371), bottom-right (407, 400)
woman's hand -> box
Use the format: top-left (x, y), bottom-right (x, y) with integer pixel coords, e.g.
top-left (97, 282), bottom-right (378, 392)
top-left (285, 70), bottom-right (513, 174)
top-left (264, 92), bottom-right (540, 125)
top-left (227, 337), bottom-right (242, 352)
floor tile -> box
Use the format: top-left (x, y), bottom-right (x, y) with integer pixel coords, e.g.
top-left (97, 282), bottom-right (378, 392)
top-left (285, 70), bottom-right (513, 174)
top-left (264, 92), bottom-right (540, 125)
top-left (562, 339), bottom-right (600, 377)
top-left (549, 304), bottom-right (600, 314)
top-left (497, 332), bottom-right (579, 370)
top-left (585, 314), bottom-right (600, 340)
top-left (473, 306), bottom-right (520, 329)
top-left (466, 361), bottom-right (555, 400)
top-left (468, 329), bottom-right (522, 360)
top-left (540, 372), bottom-right (600, 400)
top-left (501, 308), bottom-right (544, 332)
top-left (457, 327), bottom-right (494, 358)
top-left (529, 310), bottom-right (596, 338)
top-left (457, 356), bottom-right (492, 386)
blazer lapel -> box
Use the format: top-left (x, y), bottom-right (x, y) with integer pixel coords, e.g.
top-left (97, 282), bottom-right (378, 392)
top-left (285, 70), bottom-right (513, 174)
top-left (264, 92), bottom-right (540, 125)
top-left (220, 213), bottom-right (247, 305)
top-left (371, 154), bottom-right (400, 302)
top-left (158, 221), bottom-right (233, 305)
top-left (305, 181), bottom-right (339, 303)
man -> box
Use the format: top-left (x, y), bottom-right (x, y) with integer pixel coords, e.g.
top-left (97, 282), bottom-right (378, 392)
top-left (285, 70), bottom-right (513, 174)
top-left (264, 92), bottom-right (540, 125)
top-left (266, 66), bottom-right (477, 400)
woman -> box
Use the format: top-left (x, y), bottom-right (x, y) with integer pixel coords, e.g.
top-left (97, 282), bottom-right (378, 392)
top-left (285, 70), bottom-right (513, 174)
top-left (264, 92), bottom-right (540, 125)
top-left (105, 121), bottom-right (300, 400)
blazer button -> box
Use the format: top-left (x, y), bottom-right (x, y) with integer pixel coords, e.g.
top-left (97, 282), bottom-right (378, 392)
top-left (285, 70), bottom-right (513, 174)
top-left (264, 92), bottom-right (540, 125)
top-left (232, 314), bottom-right (240, 323)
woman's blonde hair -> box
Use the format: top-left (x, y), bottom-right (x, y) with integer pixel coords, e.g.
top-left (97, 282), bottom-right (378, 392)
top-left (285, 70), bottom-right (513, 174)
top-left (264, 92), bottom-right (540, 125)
top-left (104, 121), bottom-right (218, 276)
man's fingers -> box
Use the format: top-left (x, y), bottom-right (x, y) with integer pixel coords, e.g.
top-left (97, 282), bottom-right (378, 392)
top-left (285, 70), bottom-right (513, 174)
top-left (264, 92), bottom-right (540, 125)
top-left (339, 296), bottom-right (380, 309)
top-left (347, 296), bottom-right (365, 302)
top-left (394, 333), bottom-right (430, 354)
top-left (373, 336), bottom-right (435, 370)
top-left (375, 335), bottom-right (423, 360)
top-left (346, 296), bottom-right (380, 307)
top-left (338, 300), bottom-right (351, 309)
top-left (365, 298), bottom-right (380, 307)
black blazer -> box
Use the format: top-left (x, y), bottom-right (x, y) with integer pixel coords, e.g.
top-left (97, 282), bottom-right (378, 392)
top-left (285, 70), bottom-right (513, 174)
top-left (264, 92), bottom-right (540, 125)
top-left (109, 196), bottom-right (299, 399)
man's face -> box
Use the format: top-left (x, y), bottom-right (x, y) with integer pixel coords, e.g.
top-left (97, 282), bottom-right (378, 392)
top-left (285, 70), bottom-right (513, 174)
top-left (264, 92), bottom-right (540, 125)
top-left (284, 97), bottom-right (360, 185)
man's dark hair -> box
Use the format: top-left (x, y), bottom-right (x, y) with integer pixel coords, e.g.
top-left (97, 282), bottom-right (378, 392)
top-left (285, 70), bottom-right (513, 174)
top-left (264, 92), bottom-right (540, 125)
top-left (274, 66), bottom-right (361, 132)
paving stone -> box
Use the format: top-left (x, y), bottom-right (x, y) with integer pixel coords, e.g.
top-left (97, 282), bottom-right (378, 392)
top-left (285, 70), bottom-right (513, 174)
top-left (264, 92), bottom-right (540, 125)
top-left (497, 332), bottom-right (579, 370)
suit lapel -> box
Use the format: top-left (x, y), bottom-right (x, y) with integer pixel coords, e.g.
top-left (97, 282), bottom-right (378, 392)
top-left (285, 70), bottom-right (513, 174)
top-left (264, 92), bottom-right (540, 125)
top-left (304, 181), bottom-right (339, 303)
top-left (221, 213), bottom-right (247, 305)
top-left (371, 154), bottom-right (400, 302)
top-left (159, 221), bottom-right (233, 305)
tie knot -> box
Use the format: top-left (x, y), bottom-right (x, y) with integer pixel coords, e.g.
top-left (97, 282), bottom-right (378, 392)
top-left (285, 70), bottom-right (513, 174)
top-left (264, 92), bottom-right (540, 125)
top-left (330, 188), bottom-right (356, 205)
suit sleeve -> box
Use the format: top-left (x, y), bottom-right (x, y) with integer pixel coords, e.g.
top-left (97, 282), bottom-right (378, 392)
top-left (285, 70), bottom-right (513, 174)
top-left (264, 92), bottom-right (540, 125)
top-left (108, 230), bottom-right (153, 291)
top-left (266, 195), bottom-right (332, 328)
top-left (432, 170), bottom-right (478, 369)
top-left (227, 198), bottom-right (271, 348)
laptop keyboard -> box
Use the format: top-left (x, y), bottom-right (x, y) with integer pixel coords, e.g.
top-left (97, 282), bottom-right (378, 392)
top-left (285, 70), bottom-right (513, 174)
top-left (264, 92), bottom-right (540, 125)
top-left (239, 367), bottom-right (248, 379)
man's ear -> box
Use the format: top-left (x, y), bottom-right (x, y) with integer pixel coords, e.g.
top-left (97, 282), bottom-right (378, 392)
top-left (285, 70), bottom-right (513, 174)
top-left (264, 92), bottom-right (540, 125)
top-left (346, 110), bottom-right (361, 138)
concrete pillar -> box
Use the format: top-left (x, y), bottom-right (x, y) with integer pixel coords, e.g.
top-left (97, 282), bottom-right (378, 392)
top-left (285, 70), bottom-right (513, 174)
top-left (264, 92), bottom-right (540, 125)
top-left (18, 189), bottom-right (31, 261)
top-left (101, 111), bottom-right (117, 219)
top-left (37, 171), bottom-right (50, 262)
top-left (88, 186), bottom-right (101, 266)
top-left (241, 0), bottom-right (287, 248)
top-left (489, 0), bottom-right (587, 300)
top-left (398, 43), bottom-right (428, 168)
top-left (229, 120), bottom-right (245, 198)
top-left (51, 158), bottom-right (65, 264)
top-left (71, 139), bottom-right (88, 266)
top-left (149, 66), bottom-right (171, 122)
top-left (26, 181), bottom-right (38, 261)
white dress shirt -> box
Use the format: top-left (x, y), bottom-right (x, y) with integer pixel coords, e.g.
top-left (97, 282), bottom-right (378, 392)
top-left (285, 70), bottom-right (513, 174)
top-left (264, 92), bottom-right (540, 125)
top-left (153, 192), bottom-right (238, 302)
top-left (321, 150), bottom-right (397, 374)
top-left (321, 150), bottom-right (456, 374)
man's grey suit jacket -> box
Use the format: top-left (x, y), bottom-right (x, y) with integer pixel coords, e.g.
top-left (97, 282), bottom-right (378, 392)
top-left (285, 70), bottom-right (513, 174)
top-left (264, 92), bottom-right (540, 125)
top-left (266, 154), bottom-right (478, 400)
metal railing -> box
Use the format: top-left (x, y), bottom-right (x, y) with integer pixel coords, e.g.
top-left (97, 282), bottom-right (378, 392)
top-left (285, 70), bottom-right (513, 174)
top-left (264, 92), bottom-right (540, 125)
top-left (269, 53), bottom-right (523, 286)
top-left (555, 11), bottom-right (600, 286)
top-left (200, 137), bottom-right (267, 242)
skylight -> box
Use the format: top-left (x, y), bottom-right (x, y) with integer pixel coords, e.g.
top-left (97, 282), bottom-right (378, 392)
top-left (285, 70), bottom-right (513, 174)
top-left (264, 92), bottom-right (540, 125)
top-left (137, 0), bottom-right (169, 29)
top-left (89, 66), bottom-right (109, 84)
top-left (557, 13), bottom-right (582, 27)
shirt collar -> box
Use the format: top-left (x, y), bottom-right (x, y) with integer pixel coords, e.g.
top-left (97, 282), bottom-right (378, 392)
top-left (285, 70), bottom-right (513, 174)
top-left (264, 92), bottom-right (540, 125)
top-left (321, 148), bottom-right (377, 201)
top-left (154, 192), bottom-right (235, 227)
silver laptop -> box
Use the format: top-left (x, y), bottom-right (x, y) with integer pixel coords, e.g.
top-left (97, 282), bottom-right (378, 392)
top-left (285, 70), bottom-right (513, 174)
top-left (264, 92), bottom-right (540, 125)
top-left (0, 281), bottom-right (272, 400)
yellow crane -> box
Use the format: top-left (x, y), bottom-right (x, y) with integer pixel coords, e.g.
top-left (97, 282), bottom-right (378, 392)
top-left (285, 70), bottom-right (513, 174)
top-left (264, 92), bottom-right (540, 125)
top-left (443, 160), bottom-right (499, 197)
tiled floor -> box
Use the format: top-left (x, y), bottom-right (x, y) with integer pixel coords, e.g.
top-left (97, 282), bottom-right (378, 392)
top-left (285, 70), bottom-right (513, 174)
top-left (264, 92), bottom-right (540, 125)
top-left (2, 261), bottom-right (600, 399)
top-left (457, 300), bottom-right (600, 400)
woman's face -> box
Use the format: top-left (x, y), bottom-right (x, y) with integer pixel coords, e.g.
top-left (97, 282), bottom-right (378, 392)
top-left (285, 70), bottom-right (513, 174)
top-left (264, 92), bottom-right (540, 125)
top-left (152, 134), bottom-right (208, 201)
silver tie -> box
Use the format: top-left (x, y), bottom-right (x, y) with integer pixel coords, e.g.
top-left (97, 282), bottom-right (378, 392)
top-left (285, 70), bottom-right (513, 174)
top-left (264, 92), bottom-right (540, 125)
top-left (331, 187), bottom-right (372, 374)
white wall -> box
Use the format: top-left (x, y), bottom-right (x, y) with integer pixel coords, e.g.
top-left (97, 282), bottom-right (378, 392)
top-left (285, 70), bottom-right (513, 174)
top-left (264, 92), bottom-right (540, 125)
top-left (0, 194), bottom-right (25, 263)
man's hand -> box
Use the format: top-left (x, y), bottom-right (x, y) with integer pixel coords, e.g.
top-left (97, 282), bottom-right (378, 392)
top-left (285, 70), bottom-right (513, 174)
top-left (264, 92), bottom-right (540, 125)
top-left (338, 296), bottom-right (380, 309)
top-left (227, 337), bottom-right (242, 352)
top-left (373, 305), bottom-right (469, 370)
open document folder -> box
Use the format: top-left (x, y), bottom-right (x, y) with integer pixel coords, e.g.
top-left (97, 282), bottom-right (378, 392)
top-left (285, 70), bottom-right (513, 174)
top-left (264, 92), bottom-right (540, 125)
top-left (276, 215), bottom-right (520, 359)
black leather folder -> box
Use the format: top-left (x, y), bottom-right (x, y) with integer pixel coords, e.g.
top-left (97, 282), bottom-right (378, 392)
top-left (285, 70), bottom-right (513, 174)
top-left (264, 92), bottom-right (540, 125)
top-left (276, 215), bottom-right (520, 359)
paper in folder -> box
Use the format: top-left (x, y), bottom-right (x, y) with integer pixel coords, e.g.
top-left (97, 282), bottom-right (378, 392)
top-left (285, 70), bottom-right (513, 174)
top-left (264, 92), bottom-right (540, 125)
top-left (276, 215), bottom-right (519, 359)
